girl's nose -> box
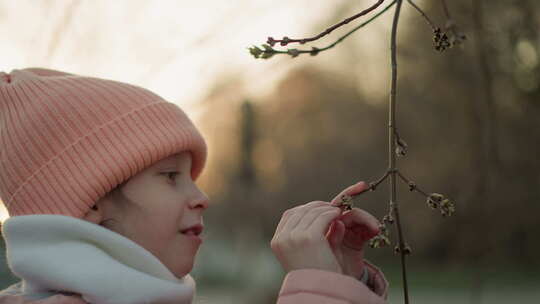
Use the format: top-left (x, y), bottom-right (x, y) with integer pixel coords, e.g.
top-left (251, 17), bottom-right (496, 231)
top-left (189, 191), bottom-right (209, 210)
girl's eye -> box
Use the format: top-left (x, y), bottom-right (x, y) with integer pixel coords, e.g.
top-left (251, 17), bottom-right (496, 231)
top-left (164, 172), bottom-right (180, 181)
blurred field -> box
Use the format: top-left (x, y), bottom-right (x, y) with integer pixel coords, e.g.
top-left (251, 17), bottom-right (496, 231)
top-left (193, 258), bottom-right (540, 304)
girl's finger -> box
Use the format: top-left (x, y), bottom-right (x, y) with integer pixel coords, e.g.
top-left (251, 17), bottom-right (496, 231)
top-left (274, 207), bottom-right (298, 235)
top-left (310, 208), bottom-right (342, 236)
top-left (372, 270), bottom-right (388, 297)
top-left (279, 201), bottom-right (329, 234)
top-left (326, 220), bottom-right (346, 250)
top-left (294, 205), bottom-right (341, 231)
top-left (340, 208), bottom-right (380, 236)
top-left (330, 181), bottom-right (368, 206)
top-left (274, 202), bottom-right (316, 235)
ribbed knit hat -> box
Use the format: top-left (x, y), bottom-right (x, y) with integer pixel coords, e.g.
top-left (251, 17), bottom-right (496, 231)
top-left (0, 68), bottom-right (207, 219)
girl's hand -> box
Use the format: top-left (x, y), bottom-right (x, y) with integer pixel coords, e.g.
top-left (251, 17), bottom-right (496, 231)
top-left (271, 201), bottom-right (344, 274)
top-left (327, 182), bottom-right (381, 279)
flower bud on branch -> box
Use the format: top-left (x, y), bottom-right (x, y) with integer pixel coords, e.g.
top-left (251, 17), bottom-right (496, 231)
top-left (396, 137), bottom-right (408, 157)
top-left (383, 214), bottom-right (395, 225)
top-left (406, 0), bottom-right (467, 52)
top-left (394, 244), bottom-right (412, 255)
top-left (337, 194), bottom-right (354, 211)
top-left (433, 28), bottom-right (451, 52)
top-left (426, 193), bottom-right (456, 217)
top-left (369, 227), bottom-right (391, 248)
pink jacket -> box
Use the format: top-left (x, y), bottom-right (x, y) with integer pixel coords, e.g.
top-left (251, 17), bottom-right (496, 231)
top-left (0, 260), bottom-right (388, 304)
top-left (277, 260), bottom-right (388, 304)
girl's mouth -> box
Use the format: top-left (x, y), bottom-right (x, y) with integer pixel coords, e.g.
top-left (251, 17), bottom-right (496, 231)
top-left (180, 231), bottom-right (203, 243)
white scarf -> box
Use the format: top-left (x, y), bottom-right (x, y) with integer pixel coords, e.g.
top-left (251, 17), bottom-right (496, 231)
top-left (1, 214), bottom-right (196, 304)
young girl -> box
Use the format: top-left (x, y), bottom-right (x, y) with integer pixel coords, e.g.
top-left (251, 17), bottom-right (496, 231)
top-left (0, 68), bottom-right (388, 304)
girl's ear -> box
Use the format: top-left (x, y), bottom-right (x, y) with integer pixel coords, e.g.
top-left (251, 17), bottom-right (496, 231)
top-left (82, 201), bottom-right (105, 224)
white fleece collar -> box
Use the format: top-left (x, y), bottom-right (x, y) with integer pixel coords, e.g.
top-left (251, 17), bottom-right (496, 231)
top-left (2, 214), bottom-right (196, 304)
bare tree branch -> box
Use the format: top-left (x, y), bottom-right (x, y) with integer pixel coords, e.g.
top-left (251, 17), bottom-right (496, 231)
top-left (267, 0), bottom-right (386, 47)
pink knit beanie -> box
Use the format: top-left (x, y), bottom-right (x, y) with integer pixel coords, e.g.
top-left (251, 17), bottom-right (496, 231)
top-left (0, 68), bottom-right (207, 219)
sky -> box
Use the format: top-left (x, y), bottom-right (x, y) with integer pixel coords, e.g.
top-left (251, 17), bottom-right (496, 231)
top-left (0, 0), bottom-right (418, 221)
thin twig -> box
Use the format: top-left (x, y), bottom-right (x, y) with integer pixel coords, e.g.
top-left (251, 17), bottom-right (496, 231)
top-left (389, 1), bottom-right (410, 303)
top-left (334, 169), bottom-right (391, 211)
top-left (304, 1), bottom-right (396, 55)
top-left (440, 0), bottom-right (459, 38)
top-left (341, 170), bottom-right (391, 201)
top-left (269, 0), bottom-right (385, 47)
top-left (258, 0), bottom-right (396, 58)
top-left (334, 169), bottom-right (391, 210)
top-left (406, 0), bottom-right (436, 29)
top-left (369, 170), bottom-right (392, 191)
top-left (397, 170), bottom-right (429, 197)
top-left (441, 0), bottom-right (451, 19)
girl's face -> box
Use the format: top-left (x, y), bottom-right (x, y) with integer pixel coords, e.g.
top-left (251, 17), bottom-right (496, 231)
top-left (82, 151), bottom-right (209, 278)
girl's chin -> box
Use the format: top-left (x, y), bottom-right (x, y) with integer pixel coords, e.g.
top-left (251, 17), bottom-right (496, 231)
top-left (173, 270), bottom-right (191, 279)
top-left (167, 254), bottom-right (195, 278)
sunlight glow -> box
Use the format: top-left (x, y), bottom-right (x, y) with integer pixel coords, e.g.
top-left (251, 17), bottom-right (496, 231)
top-left (0, 201), bottom-right (9, 223)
